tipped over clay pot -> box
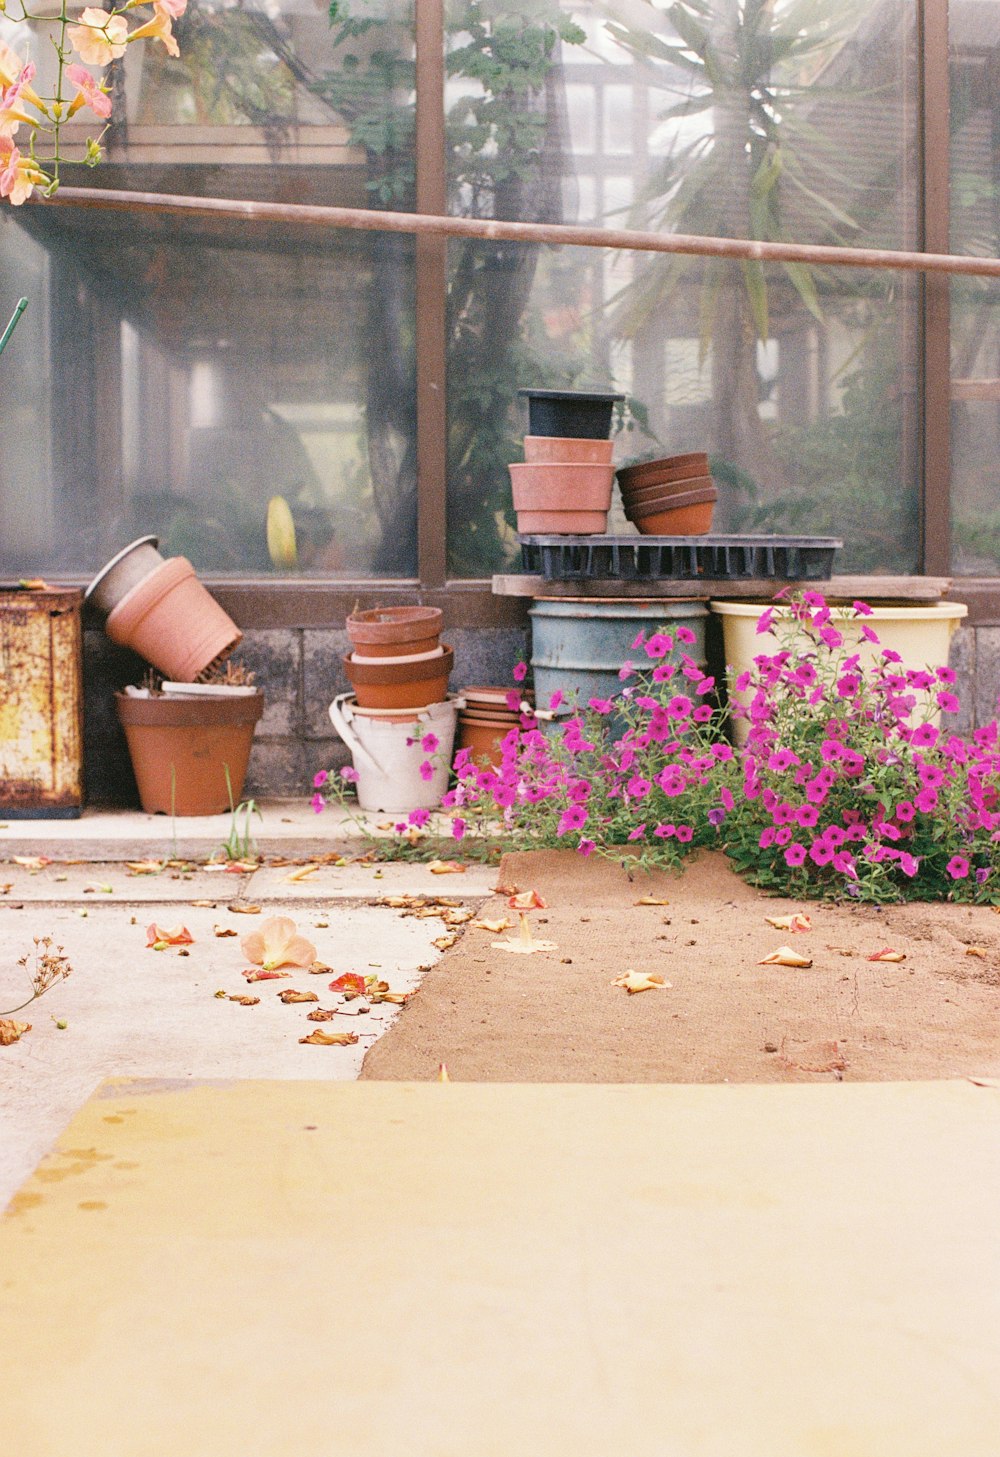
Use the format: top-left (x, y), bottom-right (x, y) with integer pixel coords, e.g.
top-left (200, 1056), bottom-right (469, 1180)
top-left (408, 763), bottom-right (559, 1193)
top-left (105, 557), bottom-right (242, 682)
top-left (617, 452), bottom-right (709, 493)
top-left (629, 486), bottom-right (717, 536)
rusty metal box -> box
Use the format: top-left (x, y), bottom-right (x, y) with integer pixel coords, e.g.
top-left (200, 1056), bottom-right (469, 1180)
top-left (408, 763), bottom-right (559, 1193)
top-left (0, 587), bottom-right (84, 817)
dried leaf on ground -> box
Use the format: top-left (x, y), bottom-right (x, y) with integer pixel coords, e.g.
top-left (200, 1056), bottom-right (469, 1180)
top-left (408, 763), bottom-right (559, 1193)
top-left (0, 883), bottom-right (11, 895)
top-left (780, 1038), bottom-right (846, 1074)
top-left (146, 923), bottom-right (194, 950)
top-left (329, 972), bottom-right (367, 995)
top-left (966, 946), bottom-right (989, 958)
top-left (242, 967), bottom-right (292, 983)
top-left (867, 948), bottom-right (906, 963)
top-left (308, 961), bottom-right (333, 975)
top-left (189, 900), bottom-right (217, 909)
top-left (759, 946), bottom-right (813, 968)
top-left (299, 1028), bottom-right (359, 1046)
top-left (0, 1018), bottom-right (31, 1044)
top-left (213, 925), bottom-right (238, 938)
top-left (368, 981), bottom-right (411, 1005)
top-left (227, 903), bottom-right (262, 914)
top-left (12, 856), bottom-right (51, 870)
top-left (507, 890), bottom-right (546, 910)
top-left (433, 934), bottom-right (458, 951)
top-left (306, 1008), bottom-right (337, 1022)
top-left (612, 970), bottom-right (670, 995)
top-left (126, 860), bottom-right (162, 875)
top-left (241, 916), bottom-right (317, 970)
top-left (441, 908), bottom-right (474, 926)
top-left (634, 896), bottom-right (671, 907)
top-left (228, 994), bottom-right (260, 1006)
top-left (204, 859), bottom-right (259, 874)
top-left (764, 914), bottom-right (812, 933)
top-left (491, 913), bottom-right (557, 955)
top-left (284, 864), bottom-right (319, 883)
top-left (277, 989), bottom-right (319, 1005)
top-left (428, 860), bottom-right (467, 875)
top-left (473, 917), bottom-right (509, 933)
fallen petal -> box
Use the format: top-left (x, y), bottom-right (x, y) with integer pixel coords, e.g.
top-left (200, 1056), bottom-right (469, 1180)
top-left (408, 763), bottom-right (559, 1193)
top-left (213, 925), bottom-right (238, 938)
top-left (277, 989), bottom-right (319, 1004)
top-left (438, 1062), bottom-right (450, 1082)
top-left (329, 972), bottom-right (367, 995)
top-left (966, 946), bottom-right (988, 958)
top-left (433, 934), bottom-right (458, 951)
top-left (507, 890), bottom-right (546, 910)
top-left (12, 856), bottom-right (50, 870)
top-left (635, 896), bottom-right (671, 907)
top-left (764, 914), bottom-right (812, 933)
top-left (242, 967), bottom-right (292, 983)
top-left (299, 1029), bottom-right (359, 1046)
top-left (866, 948), bottom-right (906, 963)
top-left (306, 1008), bottom-right (337, 1022)
top-left (0, 1017), bottom-right (31, 1044)
top-left (428, 860), bottom-right (466, 875)
top-left (126, 860), bottom-right (162, 875)
top-left (612, 970), bottom-right (670, 994)
top-left (146, 923), bottom-right (194, 948)
top-left (284, 864), bottom-right (319, 882)
top-left (241, 915), bottom-right (317, 970)
top-left (473, 917), bottom-right (509, 933)
top-left (227, 994), bottom-right (260, 1006)
top-left (227, 903), bottom-right (262, 914)
top-left (759, 946), bottom-right (813, 968)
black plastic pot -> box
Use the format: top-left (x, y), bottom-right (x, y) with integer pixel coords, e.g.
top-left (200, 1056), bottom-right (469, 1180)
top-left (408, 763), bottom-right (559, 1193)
top-left (518, 388), bottom-right (625, 440)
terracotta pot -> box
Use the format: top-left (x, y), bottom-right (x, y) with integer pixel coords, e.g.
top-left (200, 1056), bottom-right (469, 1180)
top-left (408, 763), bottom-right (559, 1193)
top-left (114, 690), bottom-right (264, 816)
top-left (462, 684), bottom-right (533, 709)
top-left (85, 536), bottom-right (164, 615)
top-left (343, 645), bottom-right (454, 710)
top-left (457, 714), bottom-right (519, 766)
top-left (620, 474), bottom-right (715, 506)
top-left (630, 487), bottom-right (717, 536)
top-left (624, 485), bottom-right (718, 524)
top-left (516, 509), bottom-right (608, 535)
top-left (346, 606), bottom-right (443, 658)
top-left (617, 452), bottom-right (709, 492)
top-left (458, 705), bottom-right (523, 724)
top-left (509, 461), bottom-right (615, 512)
top-left (523, 435), bottom-right (614, 465)
top-left (105, 558), bottom-right (243, 682)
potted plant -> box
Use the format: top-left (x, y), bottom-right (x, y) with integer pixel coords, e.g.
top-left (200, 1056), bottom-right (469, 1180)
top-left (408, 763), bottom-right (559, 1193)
top-left (115, 663), bottom-right (264, 816)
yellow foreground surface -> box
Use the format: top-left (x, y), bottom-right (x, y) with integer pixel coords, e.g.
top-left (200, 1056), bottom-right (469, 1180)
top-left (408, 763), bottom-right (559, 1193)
top-left (2, 1079), bottom-right (999, 1456)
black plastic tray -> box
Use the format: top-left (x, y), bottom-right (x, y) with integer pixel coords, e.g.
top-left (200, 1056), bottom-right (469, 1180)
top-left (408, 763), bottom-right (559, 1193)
top-left (517, 535), bottom-right (842, 582)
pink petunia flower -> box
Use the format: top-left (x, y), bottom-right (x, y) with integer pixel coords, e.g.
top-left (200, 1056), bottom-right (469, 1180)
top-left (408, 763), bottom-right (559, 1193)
top-left (946, 855), bottom-right (970, 879)
top-left (512, 661), bottom-right (528, 682)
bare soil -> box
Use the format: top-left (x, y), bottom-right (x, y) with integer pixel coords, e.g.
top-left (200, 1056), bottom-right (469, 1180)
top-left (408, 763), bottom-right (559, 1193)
top-left (360, 849), bottom-right (1000, 1084)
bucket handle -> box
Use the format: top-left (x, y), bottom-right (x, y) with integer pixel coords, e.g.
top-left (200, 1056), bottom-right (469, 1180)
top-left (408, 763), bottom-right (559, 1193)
top-left (328, 694), bottom-right (386, 777)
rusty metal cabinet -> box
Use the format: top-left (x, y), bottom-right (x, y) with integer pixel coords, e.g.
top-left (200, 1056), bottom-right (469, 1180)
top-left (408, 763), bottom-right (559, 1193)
top-left (0, 587), bottom-right (84, 817)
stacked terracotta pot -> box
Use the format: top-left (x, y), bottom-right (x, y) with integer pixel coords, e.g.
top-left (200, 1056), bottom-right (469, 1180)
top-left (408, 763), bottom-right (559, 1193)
top-left (616, 451), bottom-right (718, 535)
top-left (510, 388), bottom-right (624, 535)
top-left (344, 606), bottom-right (452, 716)
top-left (456, 686), bottom-right (534, 766)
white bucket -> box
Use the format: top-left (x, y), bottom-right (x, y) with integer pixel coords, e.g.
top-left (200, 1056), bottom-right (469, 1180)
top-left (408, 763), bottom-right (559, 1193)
top-left (710, 600), bottom-right (968, 745)
top-left (328, 693), bottom-right (459, 813)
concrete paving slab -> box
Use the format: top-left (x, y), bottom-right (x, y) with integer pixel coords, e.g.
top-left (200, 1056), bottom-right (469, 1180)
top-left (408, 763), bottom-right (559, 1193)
top-left (2, 1079), bottom-right (999, 1455)
top-left (246, 859), bottom-right (498, 902)
top-left (0, 900), bottom-right (469, 1206)
top-left (0, 799), bottom-right (461, 861)
top-left (0, 862), bottom-right (254, 903)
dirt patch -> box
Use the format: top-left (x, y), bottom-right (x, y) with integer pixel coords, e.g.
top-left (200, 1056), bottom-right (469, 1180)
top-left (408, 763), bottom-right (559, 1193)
top-left (360, 849), bottom-right (1000, 1084)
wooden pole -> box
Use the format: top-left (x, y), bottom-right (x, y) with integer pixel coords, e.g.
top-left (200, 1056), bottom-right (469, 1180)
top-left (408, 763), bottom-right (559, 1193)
top-left (45, 185), bottom-right (1000, 280)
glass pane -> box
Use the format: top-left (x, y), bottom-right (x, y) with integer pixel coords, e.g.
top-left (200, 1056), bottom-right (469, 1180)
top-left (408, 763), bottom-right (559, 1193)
top-left (950, 1), bottom-right (1000, 575)
top-left (0, 1), bottom-right (416, 578)
top-left (445, 0), bottom-right (921, 578)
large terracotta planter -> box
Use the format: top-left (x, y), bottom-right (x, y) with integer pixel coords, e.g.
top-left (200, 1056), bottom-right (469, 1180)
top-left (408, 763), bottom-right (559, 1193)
top-left (346, 606), bottom-right (443, 660)
top-left (518, 387), bottom-right (625, 439)
top-left (85, 536), bottom-right (164, 616)
top-left (629, 486), bottom-right (717, 535)
top-left (617, 453), bottom-right (709, 493)
top-left (105, 558), bottom-right (242, 682)
top-left (523, 435), bottom-right (614, 465)
top-left (115, 690), bottom-right (264, 815)
top-left (343, 645), bottom-right (453, 709)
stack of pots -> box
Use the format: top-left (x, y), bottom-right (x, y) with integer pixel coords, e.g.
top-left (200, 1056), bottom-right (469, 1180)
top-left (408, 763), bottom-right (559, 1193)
top-left (344, 606), bottom-right (452, 712)
top-left (336, 605), bottom-right (457, 814)
top-left (510, 388), bottom-right (625, 535)
top-left (616, 451), bottom-right (718, 535)
top-left (457, 686), bottom-right (534, 767)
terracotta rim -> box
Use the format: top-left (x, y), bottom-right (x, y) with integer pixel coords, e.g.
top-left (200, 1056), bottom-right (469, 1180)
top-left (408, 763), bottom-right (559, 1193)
top-left (523, 436), bottom-right (614, 465)
top-left (620, 473), bottom-right (715, 503)
top-left (347, 605), bottom-right (444, 647)
top-left (627, 486), bottom-right (718, 520)
top-left (634, 501), bottom-right (716, 536)
top-left (462, 685), bottom-right (533, 706)
top-left (343, 645), bottom-right (454, 686)
top-left (350, 645), bottom-right (446, 666)
top-left (114, 689), bottom-right (264, 728)
top-left (617, 452), bottom-right (709, 489)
